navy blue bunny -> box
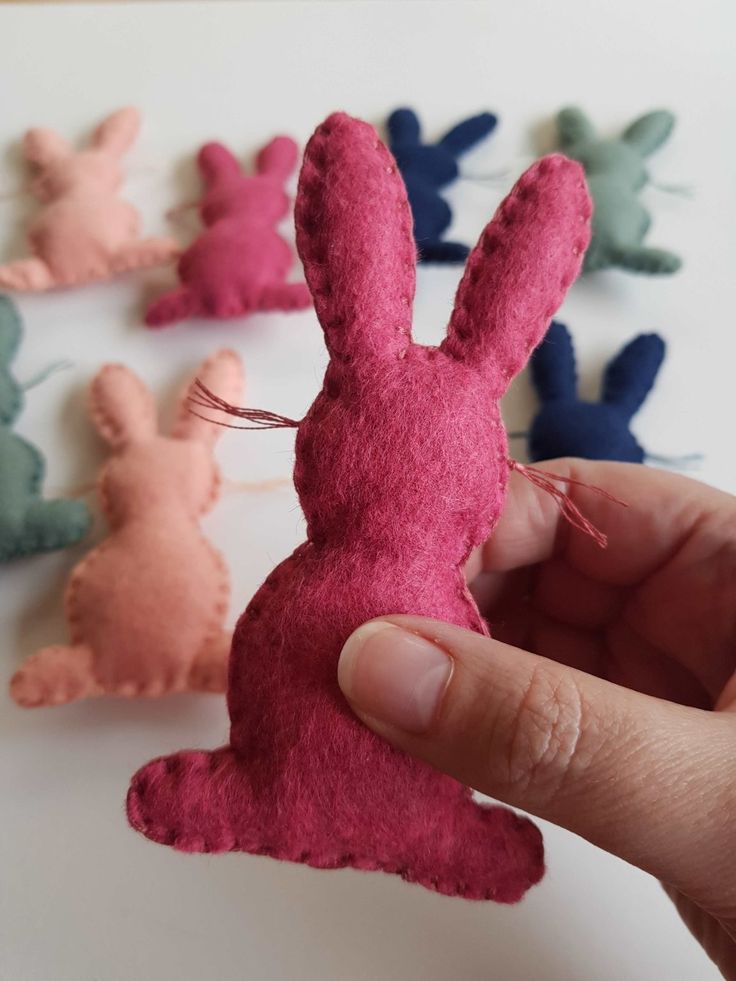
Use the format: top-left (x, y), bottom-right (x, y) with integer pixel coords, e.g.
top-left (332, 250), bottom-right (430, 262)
top-left (387, 107), bottom-right (497, 263)
top-left (528, 321), bottom-right (665, 463)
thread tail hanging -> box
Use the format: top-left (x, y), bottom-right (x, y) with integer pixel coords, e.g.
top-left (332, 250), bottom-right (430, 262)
top-left (188, 380), bottom-right (301, 431)
top-left (508, 460), bottom-right (627, 549)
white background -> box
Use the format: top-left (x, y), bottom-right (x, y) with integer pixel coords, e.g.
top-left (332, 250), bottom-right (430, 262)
top-left (1, 2), bottom-right (734, 979)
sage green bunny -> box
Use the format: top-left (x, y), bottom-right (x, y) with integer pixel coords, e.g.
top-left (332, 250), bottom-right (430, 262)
top-left (557, 108), bottom-right (681, 274)
top-left (0, 296), bottom-right (90, 561)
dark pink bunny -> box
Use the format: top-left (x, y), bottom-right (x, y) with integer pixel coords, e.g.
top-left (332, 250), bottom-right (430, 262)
top-left (128, 113), bottom-right (591, 902)
top-left (145, 136), bottom-right (311, 326)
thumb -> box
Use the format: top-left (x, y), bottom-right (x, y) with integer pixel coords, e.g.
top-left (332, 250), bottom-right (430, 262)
top-left (337, 615), bottom-right (736, 901)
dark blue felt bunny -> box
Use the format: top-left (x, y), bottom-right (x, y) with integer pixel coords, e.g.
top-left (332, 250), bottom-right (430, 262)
top-left (387, 107), bottom-right (497, 263)
top-left (528, 321), bottom-right (665, 463)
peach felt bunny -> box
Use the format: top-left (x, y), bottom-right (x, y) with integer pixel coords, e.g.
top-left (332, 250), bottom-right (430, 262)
top-left (10, 350), bottom-right (243, 707)
top-left (0, 108), bottom-right (178, 291)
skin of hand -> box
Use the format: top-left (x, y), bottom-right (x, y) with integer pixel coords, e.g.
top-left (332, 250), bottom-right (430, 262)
top-left (337, 460), bottom-right (736, 980)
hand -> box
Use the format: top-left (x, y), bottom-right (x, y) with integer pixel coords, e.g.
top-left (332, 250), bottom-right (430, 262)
top-left (337, 460), bottom-right (736, 980)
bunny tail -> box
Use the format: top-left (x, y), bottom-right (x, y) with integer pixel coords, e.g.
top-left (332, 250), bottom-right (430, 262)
top-left (0, 258), bottom-right (56, 291)
top-left (145, 288), bottom-right (198, 328)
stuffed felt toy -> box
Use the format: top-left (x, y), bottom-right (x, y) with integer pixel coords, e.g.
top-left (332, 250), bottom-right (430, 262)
top-left (528, 321), bottom-right (666, 463)
top-left (387, 107), bottom-right (497, 263)
top-left (126, 112), bottom-right (591, 902)
top-left (10, 350), bottom-right (243, 708)
top-left (144, 137), bottom-right (311, 326)
top-left (556, 107), bottom-right (681, 274)
top-left (0, 295), bottom-right (90, 561)
top-left (0, 108), bottom-right (178, 291)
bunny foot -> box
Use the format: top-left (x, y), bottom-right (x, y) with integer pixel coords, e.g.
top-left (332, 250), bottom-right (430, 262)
top-left (145, 287), bottom-right (198, 328)
top-left (11, 644), bottom-right (102, 708)
top-left (608, 244), bottom-right (682, 275)
top-left (0, 258), bottom-right (56, 291)
top-left (111, 237), bottom-right (179, 274)
top-left (257, 283), bottom-right (312, 311)
top-left (187, 631), bottom-right (231, 693)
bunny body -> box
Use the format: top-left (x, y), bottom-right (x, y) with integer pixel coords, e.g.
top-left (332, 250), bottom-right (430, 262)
top-left (557, 108), bottom-right (681, 274)
top-left (10, 350), bottom-right (243, 707)
top-left (529, 321), bottom-right (666, 463)
top-left (128, 114), bottom-right (591, 902)
top-left (0, 108), bottom-right (178, 291)
top-left (145, 138), bottom-right (311, 326)
top-left (0, 295), bottom-right (90, 561)
top-left (387, 108), bottom-right (497, 263)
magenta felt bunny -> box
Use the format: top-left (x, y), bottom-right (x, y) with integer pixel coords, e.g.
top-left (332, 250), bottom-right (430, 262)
top-left (0, 108), bottom-right (178, 291)
top-left (144, 136), bottom-right (311, 327)
top-left (127, 114), bottom-right (591, 902)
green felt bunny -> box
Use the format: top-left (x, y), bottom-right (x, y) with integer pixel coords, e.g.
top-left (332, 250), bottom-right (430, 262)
top-left (556, 107), bottom-right (681, 274)
top-left (0, 296), bottom-right (90, 561)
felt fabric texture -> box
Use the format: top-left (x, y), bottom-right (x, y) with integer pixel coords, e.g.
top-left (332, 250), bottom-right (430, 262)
top-left (10, 350), bottom-right (243, 708)
top-left (0, 295), bottom-right (90, 560)
top-left (0, 108), bottom-right (178, 291)
top-left (387, 107), bottom-right (497, 264)
top-left (126, 112), bottom-right (591, 903)
top-left (145, 137), bottom-right (311, 326)
top-left (556, 107), bottom-right (681, 274)
top-left (529, 320), bottom-right (666, 463)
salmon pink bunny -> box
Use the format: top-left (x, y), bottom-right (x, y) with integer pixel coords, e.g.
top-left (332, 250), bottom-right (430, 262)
top-left (144, 136), bottom-right (311, 327)
top-left (0, 108), bottom-right (178, 291)
top-left (127, 113), bottom-right (591, 902)
top-left (10, 350), bottom-right (243, 708)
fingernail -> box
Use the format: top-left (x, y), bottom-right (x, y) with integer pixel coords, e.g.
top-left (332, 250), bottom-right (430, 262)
top-left (338, 621), bottom-right (453, 734)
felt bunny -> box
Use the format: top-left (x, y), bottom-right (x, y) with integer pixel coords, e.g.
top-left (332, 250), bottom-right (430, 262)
top-left (0, 108), bottom-right (178, 291)
top-left (0, 295), bottom-right (90, 561)
top-left (127, 114), bottom-right (591, 902)
top-left (387, 107), bottom-right (497, 263)
top-left (556, 107), bottom-right (681, 274)
top-left (10, 350), bottom-right (243, 708)
top-left (528, 320), bottom-right (665, 463)
top-left (144, 137), bottom-right (311, 326)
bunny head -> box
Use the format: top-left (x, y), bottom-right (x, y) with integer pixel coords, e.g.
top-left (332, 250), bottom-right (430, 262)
top-left (292, 114), bottom-right (590, 559)
top-left (529, 321), bottom-right (665, 463)
top-left (22, 108), bottom-right (141, 202)
top-left (89, 351), bottom-right (243, 523)
top-left (197, 136), bottom-right (298, 226)
top-left (557, 108), bottom-right (675, 192)
top-left (0, 295), bottom-right (23, 425)
top-left (387, 108), bottom-right (497, 188)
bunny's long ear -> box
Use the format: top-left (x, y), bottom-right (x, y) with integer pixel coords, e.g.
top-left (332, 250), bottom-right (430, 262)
top-left (23, 128), bottom-right (72, 167)
top-left (387, 108), bottom-right (421, 148)
top-left (602, 334), bottom-right (665, 420)
top-left (441, 155), bottom-right (591, 396)
top-left (621, 111), bottom-right (675, 157)
top-left (198, 142), bottom-right (243, 186)
top-left (295, 112), bottom-right (416, 362)
top-left (529, 321), bottom-right (577, 403)
top-left (91, 107), bottom-right (140, 159)
top-left (557, 107), bottom-right (596, 149)
top-left (256, 136), bottom-right (298, 182)
top-left (173, 349), bottom-right (243, 447)
top-left (439, 112), bottom-right (497, 157)
top-left (89, 365), bottom-right (157, 450)
top-left (0, 296), bottom-right (22, 366)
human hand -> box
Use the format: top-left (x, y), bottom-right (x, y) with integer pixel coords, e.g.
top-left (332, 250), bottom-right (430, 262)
top-left (337, 460), bottom-right (736, 979)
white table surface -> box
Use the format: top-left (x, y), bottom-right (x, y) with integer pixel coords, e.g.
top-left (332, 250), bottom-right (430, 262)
top-left (1, 2), bottom-right (734, 979)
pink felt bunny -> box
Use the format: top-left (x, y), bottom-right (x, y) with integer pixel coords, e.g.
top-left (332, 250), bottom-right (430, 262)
top-left (127, 114), bottom-right (591, 902)
top-left (144, 136), bottom-right (311, 327)
top-left (0, 108), bottom-right (178, 291)
top-left (10, 350), bottom-right (243, 707)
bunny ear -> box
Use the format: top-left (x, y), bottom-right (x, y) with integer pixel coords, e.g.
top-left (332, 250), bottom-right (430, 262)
top-left (198, 142), bottom-right (243, 186)
top-left (255, 136), bottom-right (298, 182)
top-left (438, 112), bottom-right (497, 157)
top-left (0, 296), bottom-right (22, 366)
top-left (295, 112), bottom-right (416, 363)
top-left (602, 334), bottom-right (666, 419)
top-left (441, 155), bottom-right (591, 396)
top-left (387, 108), bottom-right (421, 148)
top-left (530, 321), bottom-right (578, 403)
top-left (173, 349), bottom-right (244, 446)
top-left (557, 107), bottom-right (596, 149)
top-left (89, 364), bottom-right (157, 450)
top-left (91, 107), bottom-right (140, 158)
top-left (621, 111), bottom-right (675, 157)
top-left (23, 128), bottom-right (72, 166)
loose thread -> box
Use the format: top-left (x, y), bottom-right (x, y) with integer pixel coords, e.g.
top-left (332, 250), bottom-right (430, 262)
top-left (22, 359), bottom-right (74, 391)
top-left (188, 380), bottom-right (301, 431)
top-left (508, 459), bottom-right (627, 549)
